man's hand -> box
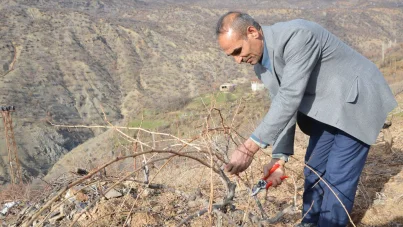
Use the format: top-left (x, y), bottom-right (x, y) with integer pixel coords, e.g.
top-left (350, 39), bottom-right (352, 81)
top-left (263, 159), bottom-right (286, 187)
top-left (225, 138), bottom-right (260, 175)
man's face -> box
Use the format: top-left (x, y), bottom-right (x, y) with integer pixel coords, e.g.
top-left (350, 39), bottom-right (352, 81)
top-left (218, 26), bottom-right (263, 65)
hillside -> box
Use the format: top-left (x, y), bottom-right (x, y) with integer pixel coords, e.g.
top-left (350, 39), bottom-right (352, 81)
top-left (0, 0), bottom-right (402, 184)
top-left (2, 84), bottom-right (402, 226)
top-left (0, 0), bottom-right (251, 182)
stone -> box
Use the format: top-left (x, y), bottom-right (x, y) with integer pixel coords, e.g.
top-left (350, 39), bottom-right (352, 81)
top-left (152, 205), bottom-right (163, 213)
top-left (373, 199), bottom-right (385, 205)
top-left (194, 188), bottom-right (203, 198)
top-left (188, 194), bottom-right (196, 201)
top-left (140, 189), bottom-right (153, 198)
top-left (105, 189), bottom-right (123, 199)
top-left (65, 187), bottom-right (89, 203)
top-left (149, 200), bottom-right (158, 206)
top-left (266, 196), bottom-right (276, 202)
top-left (65, 189), bottom-right (76, 203)
top-left (123, 181), bottom-right (137, 188)
top-left (187, 201), bottom-right (199, 208)
top-left (1, 201), bottom-right (18, 215)
top-left (123, 187), bottom-right (137, 197)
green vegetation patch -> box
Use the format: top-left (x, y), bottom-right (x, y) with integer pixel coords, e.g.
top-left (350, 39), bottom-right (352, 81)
top-left (215, 92), bottom-right (238, 103)
top-left (128, 119), bottom-right (168, 129)
top-left (394, 110), bottom-right (403, 118)
top-left (186, 92), bottom-right (240, 109)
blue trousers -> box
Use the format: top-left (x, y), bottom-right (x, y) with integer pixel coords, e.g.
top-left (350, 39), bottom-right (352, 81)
top-left (302, 119), bottom-right (370, 227)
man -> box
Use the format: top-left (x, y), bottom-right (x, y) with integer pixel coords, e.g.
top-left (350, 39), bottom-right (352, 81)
top-left (216, 12), bottom-right (397, 227)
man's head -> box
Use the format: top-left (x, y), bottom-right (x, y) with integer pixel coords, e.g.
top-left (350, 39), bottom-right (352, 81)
top-left (216, 12), bottom-right (264, 65)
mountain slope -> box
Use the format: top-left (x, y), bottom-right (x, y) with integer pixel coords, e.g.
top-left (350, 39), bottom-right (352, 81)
top-left (0, 0), bottom-right (402, 182)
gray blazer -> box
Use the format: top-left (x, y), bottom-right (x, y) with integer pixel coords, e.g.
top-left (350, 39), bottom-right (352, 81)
top-left (252, 19), bottom-right (397, 156)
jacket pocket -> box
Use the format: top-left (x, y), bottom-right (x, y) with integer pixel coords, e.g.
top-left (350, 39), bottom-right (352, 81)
top-left (345, 76), bottom-right (359, 103)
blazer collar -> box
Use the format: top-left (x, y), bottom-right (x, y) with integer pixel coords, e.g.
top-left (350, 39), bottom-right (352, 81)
top-left (260, 39), bottom-right (271, 71)
top-left (261, 26), bottom-right (276, 78)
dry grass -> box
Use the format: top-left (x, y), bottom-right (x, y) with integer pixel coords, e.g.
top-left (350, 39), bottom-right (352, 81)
top-left (3, 93), bottom-right (403, 227)
top-left (0, 182), bottom-right (51, 204)
top-left (6, 100), bottom-right (304, 227)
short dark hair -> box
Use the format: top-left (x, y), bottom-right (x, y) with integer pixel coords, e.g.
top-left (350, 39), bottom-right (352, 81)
top-left (215, 12), bottom-right (261, 38)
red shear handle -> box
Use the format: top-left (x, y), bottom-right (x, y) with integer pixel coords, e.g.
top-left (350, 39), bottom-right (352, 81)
top-left (262, 163), bottom-right (281, 181)
top-left (265, 176), bottom-right (288, 190)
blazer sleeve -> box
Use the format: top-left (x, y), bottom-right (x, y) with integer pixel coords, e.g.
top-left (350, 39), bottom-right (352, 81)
top-left (251, 28), bottom-right (321, 149)
top-left (271, 112), bottom-right (296, 155)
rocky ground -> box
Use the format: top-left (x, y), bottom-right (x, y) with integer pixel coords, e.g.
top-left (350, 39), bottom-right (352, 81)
top-left (1, 0), bottom-right (403, 183)
top-left (0, 90), bottom-right (401, 226)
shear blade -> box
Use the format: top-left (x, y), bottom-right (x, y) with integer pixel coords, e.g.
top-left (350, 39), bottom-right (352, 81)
top-left (251, 187), bottom-right (262, 196)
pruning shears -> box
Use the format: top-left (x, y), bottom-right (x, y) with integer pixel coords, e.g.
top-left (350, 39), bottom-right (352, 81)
top-left (251, 163), bottom-right (288, 196)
